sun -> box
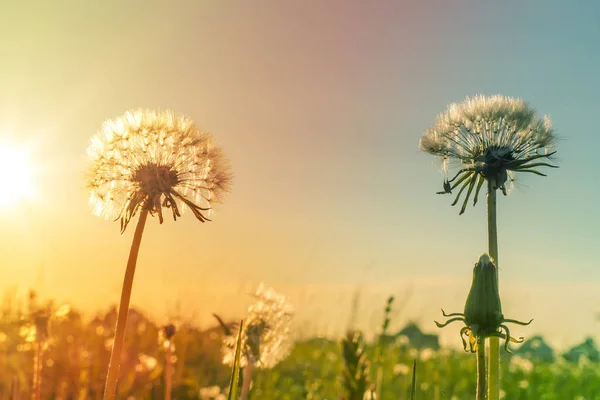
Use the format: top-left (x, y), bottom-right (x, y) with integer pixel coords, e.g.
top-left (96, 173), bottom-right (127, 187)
top-left (0, 143), bottom-right (36, 208)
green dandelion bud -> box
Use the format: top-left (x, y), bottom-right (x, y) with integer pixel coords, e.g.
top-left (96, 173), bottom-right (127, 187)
top-left (464, 254), bottom-right (503, 338)
top-left (435, 254), bottom-right (533, 353)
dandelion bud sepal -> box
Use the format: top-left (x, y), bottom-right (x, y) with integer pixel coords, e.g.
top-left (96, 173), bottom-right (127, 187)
top-left (435, 254), bottom-right (533, 353)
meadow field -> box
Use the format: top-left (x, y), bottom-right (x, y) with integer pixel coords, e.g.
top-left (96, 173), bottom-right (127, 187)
top-left (1, 291), bottom-right (598, 400)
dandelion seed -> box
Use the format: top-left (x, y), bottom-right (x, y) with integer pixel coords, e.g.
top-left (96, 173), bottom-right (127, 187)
top-left (221, 284), bottom-right (294, 369)
top-left (420, 95), bottom-right (557, 214)
top-left (137, 353), bottom-right (158, 371)
top-left (395, 334), bottom-right (410, 347)
top-left (393, 363), bottom-right (410, 376)
top-left (199, 386), bottom-right (221, 399)
top-left (510, 355), bottom-right (533, 374)
top-left (86, 108), bottom-right (232, 233)
top-left (420, 348), bottom-right (435, 362)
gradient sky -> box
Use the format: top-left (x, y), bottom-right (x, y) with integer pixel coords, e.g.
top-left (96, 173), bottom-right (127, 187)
top-left (0, 1), bottom-right (599, 349)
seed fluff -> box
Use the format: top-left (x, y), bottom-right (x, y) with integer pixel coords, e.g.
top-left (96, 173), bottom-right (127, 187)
top-left (86, 109), bottom-right (232, 233)
top-left (420, 95), bottom-right (558, 214)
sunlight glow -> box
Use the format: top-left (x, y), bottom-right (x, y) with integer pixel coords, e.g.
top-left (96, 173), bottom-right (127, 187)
top-left (0, 143), bottom-right (36, 208)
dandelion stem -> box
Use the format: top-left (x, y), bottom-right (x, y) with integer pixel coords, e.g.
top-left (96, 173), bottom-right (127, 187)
top-left (477, 338), bottom-right (487, 400)
top-left (240, 361), bottom-right (254, 400)
top-left (165, 344), bottom-right (173, 400)
top-left (103, 208), bottom-right (149, 400)
top-left (486, 179), bottom-right (499, 400)
top-left (31, 340), bottom-right (43, 400)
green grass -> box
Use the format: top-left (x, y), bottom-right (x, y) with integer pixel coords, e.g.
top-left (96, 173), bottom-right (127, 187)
top-left (250, 338), bottom-right (600, 400)
top-left (0, 295), bottom-right (599, 399)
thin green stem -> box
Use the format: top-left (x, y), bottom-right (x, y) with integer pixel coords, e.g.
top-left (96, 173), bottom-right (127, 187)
top-left (486, 179), bottom-right (499, 400)
top-left (477, 338), bottom-right (487, 400)
top-left (375, 366), bottom-right (383, 400)
top-left (103, 208), bottom-right (150, 400)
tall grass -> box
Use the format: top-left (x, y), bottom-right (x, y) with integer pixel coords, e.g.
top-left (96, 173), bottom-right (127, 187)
top-left (0, 293), bottom-right (597, 399)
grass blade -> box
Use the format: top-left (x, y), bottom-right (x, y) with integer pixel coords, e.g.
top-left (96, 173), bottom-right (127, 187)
top-left (410, 359), bottom-right (417, 400)
top-left (227, 319), bottom-right (244, 400)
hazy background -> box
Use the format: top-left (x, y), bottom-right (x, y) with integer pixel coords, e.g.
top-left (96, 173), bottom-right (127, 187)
top-left (0, 1), bottom-right (599, 350)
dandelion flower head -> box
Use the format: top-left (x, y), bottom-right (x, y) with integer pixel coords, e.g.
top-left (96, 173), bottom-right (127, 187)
top-left (86, 109), bottom-right (232, 232)
top-left (222, 284), bottom-right (294, 369)
top-left (420, 95), bottom-right (557, 214)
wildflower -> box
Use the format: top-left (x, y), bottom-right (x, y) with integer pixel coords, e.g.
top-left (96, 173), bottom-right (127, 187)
top-left (420, 95), bottom-right (557, 214)
top-left (435, 254), bottom-right (533, 353)
top-left (159, 324), bottom-right (177, 349)
top-left (137, 353), bottom-right (158, 371)
top-left (419, 348), bottom-right (435, 362)
top-left (510, 355), bottom-right (534, 374)
top-left (87, 108), bottom-right (232, 233)
top-left (221, 284), bottom-right (293, 369)
top-left (199, 386), bottom-right (221, 399)
top-left (86, 109), bottom-right (232, 400)
top-left (393, 363), bottom-right (410, 376)
top-left (395, 334), bottom-right (410, 347)
top-left (519, 380), bottom-right (529, 389)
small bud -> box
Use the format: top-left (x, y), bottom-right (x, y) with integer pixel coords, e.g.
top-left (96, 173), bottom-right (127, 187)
top-left (435, 253), bottom-right (533, 353)
top-left (162, 324), bottom-right (176, 340)
top-left (33, 312), bottom-right (50, 342)
top-left (463, 254), bottom-right (503, 338)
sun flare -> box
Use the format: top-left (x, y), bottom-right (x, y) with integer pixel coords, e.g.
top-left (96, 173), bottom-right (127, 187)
top-left (0, 143), bottom-right (36, 208)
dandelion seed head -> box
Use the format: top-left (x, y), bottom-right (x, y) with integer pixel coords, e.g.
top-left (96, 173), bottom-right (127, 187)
top-left (393, 363), bottom-right (410, 375)
top-left (420, 95), bottom-right (558, 214)
top-left (137, 353), bottom-right (158, 371)
top-left (222, 284), bottom-right (294, 369)
top-left (420, 348), bottom-right (435, 362)
top-left (86, 109), bottom-right (232, 232)
top-left (510, 355), bottom-right (534, 374)
top-left (199, 386), bottom-right (221, 399)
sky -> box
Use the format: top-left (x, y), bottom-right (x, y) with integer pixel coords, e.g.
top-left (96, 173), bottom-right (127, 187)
top-left (0, 1), bottom-right (599, 350)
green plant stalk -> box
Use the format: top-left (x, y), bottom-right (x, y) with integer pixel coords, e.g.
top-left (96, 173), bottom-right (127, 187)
top-left (227, 320), bottom-right (244, 400)
top-left (375, 367), bottom-right (383, 400)
top-left (165, 344), bottom-right (173, 400)
top-left (486, 179), bottom-right (499, 400)
top-left (103, 208), bottom-right (149, 400)
top-left (409, 359), bottom-right (417, 400)
top-left (32, 340), bottom-right (43, 400)
top-left (375, 296), bottom-right (393, 399)
top-left (477, 338), bottom-right (486, 400)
